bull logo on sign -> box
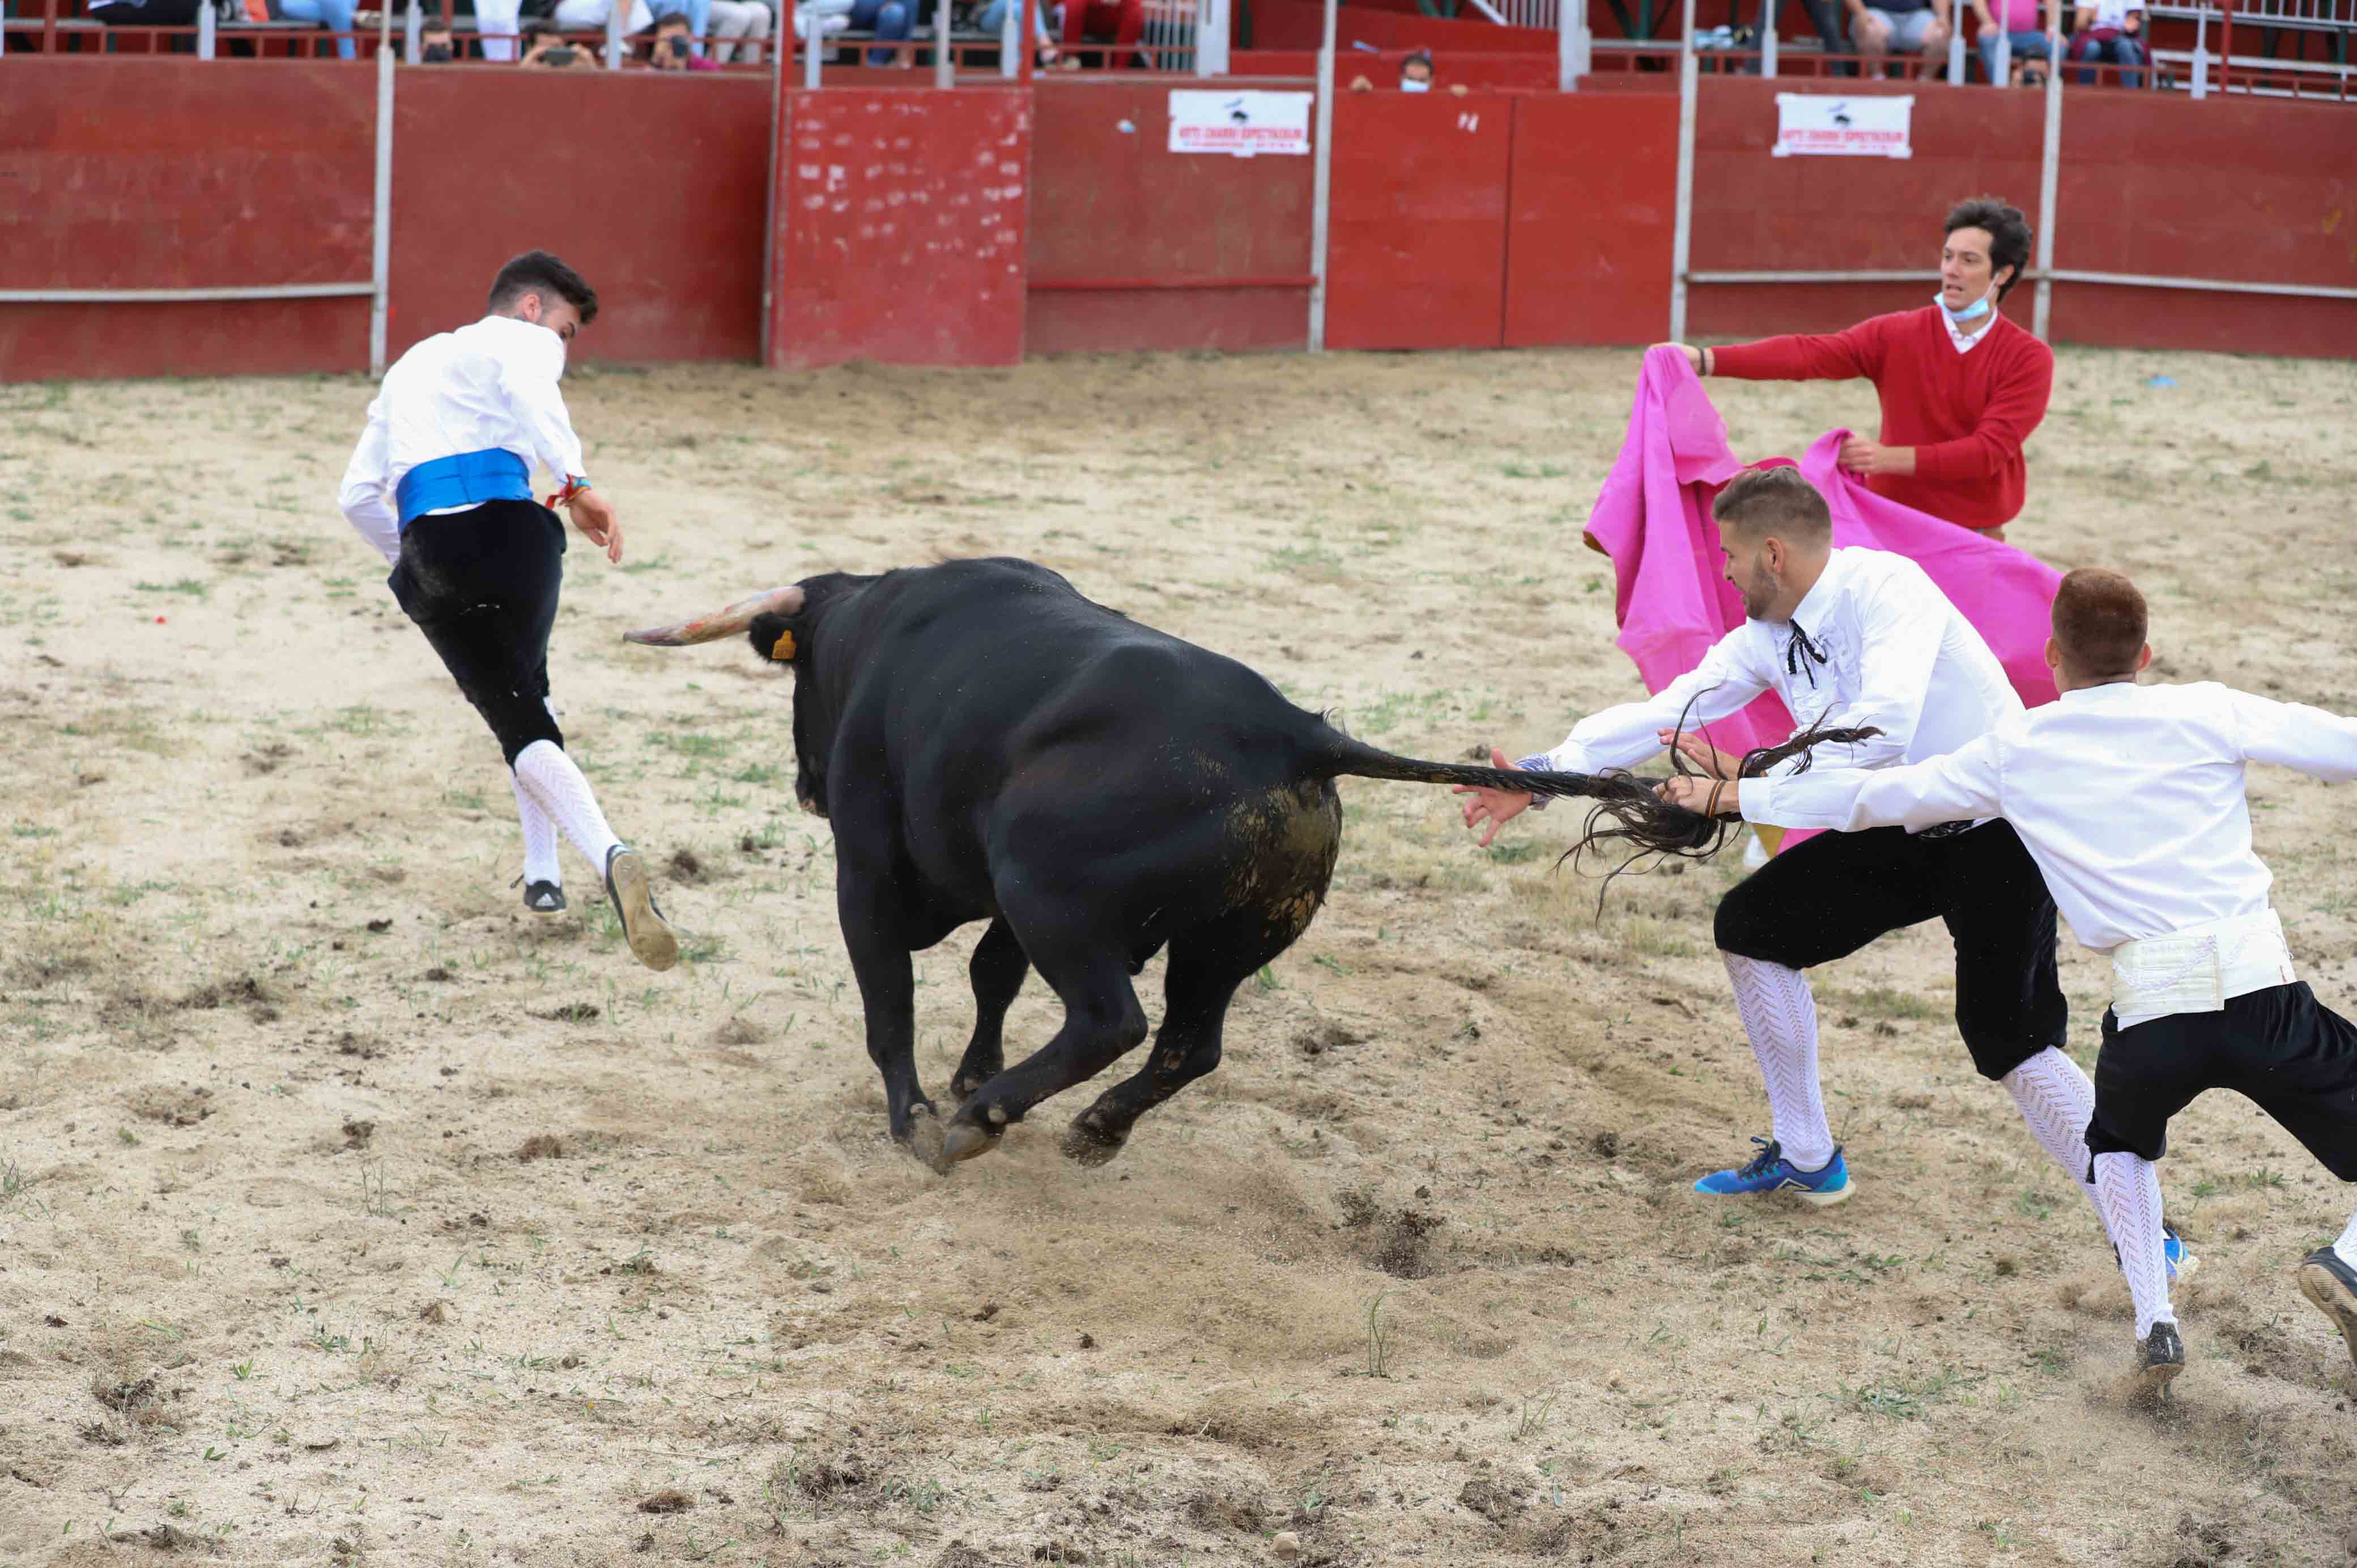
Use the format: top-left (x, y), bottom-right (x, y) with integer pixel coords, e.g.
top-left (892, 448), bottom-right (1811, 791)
top-left (1225, 97), bottom-right (1250, 122)
top-left (1828, 100), bottom-right (1853, 126)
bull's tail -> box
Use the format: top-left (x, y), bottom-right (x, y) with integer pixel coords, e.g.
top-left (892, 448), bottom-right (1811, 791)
top-left (1306, 734), bottom-right (1723, 856)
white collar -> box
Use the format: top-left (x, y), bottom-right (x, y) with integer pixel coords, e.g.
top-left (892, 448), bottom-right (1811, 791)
top-left (1778, 549), bottom-right (1845, 636)
top-left (1946, 308), bottom-right (1998, 355)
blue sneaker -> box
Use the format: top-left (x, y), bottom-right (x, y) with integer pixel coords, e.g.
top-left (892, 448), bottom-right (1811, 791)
top-left (2163, 1220), bottom-right (2196, 1283)
top-left (2116, 1218), bottom-right (2197, 1283)
top-left (1692, 1137), bottom-right (1853, 1207)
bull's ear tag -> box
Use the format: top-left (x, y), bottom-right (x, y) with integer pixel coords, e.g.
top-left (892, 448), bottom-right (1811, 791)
top-left (772, 629), bottom-right (798, 661)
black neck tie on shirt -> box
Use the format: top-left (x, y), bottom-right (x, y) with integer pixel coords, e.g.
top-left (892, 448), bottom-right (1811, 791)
top-left (1785, 620), bottom-right (1828, 689)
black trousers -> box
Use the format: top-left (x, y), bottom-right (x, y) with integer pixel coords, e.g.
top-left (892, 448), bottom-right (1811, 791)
top-left (1714, 820), bottom-right (2068, 1080)
top-left (388, 500), bottom-right (567, 767)
top-left (2090, 983), bottom-right (2357, 1181)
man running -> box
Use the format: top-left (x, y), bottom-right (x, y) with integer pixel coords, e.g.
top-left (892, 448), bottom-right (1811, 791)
top-left (1458, 466), bottom-right (2128, 1243)
top-left (337, 250), bottom-right (677, 972)
top-left (1683, 568), bottom-right (2357, 1393)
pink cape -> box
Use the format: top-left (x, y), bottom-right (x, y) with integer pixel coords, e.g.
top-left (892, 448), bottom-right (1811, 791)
top-left (1581, 346), bottom-right (2063, 764)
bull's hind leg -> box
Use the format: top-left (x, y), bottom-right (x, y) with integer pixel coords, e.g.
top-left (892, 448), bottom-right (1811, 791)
top-left (1061, 912), bottom-right (1295, 1167)
top-left (950, 917), bottom-right (1030, 1103)
top-left (939, 943), bottom-right (1148, 1165)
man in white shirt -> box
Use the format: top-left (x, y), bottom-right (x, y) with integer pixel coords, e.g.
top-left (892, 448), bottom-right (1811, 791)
top-left (339, 250), bottom-right (677, 973)
top-left (1676, 568), bottom-right (2357, 1394)
top-left (1458, 466), bottom-right (2123, 1237)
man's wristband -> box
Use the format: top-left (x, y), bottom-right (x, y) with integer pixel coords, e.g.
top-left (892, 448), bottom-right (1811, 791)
top-left (1701, 347), bottom-right (1714, 377)
top-left (547, 474), bottom-right (593, 508)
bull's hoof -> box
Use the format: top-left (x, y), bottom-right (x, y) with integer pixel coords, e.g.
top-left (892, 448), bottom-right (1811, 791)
top-left (939, 1121), bottom-right (999, 1165)
top-left (900, 1103), bottom-right (952, 1175)
top-left (950, 1072), bottom-right (993, 1106)
top-left (1060, 1116), bottom-right (1128, 1168)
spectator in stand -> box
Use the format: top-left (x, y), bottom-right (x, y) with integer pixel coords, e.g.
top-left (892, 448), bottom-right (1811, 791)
top-left (709, 0), bottom-right (769, 58)
top-left (477, 0), bottom-right (524, 61)
top-left (551, 0), bottom-right (653, 48)
top-left (645, 9), bottom-right (724, 63)
top-left (1746, 0), bottom-right (1850, 76)
top-left (1062, 0), bottom-right (1142, 68)
top-left (87, 0), bottom-right (200, 52)
top-left (795, 0), bottom-right (910, 63)
top-left (1847, 0), bottom-right (1950, 78)
top-left (522, 15), bottom-right (595, 62)
top-left (1653, 195), bottom-right (2053, 539)
top-left (2068, 0), bottom-right (2145, 85)
top-left (1349, 49), bottom-right (1469, 93)
top-left (1974, 0), bottom-right (2054, 80)
top-left (415, 15), bottom-right (457, 56)
top-left (977, 0), bottom-right (1071, 68)
top-left (271, 0), bottom-right (359, 57)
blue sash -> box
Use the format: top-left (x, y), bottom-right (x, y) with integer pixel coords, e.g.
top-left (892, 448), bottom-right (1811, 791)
top-left (395, 448), bottom-right (533, 529)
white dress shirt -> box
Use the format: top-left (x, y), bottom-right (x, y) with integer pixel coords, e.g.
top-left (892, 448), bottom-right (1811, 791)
top-left (1745, 680), bottom-right (2357, 952)
top-left (337, 315), bottom-right (588, 566)
top-left (1524, 547), bottom-right (2022, 813)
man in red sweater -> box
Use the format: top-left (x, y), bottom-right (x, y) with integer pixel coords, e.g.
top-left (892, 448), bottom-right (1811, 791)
top-left (1658, 196), bottom-right (2053, 538)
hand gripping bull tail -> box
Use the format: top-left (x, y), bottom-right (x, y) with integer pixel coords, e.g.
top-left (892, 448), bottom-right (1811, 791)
top-left (1307, 735), bottom-right (1723, 855)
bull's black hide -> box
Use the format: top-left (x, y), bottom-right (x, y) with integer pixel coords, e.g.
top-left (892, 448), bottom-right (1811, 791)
top-left (632, 557), bottom-right (1696, 1171)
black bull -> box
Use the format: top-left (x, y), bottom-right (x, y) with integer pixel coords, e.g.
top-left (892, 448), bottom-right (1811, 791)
top-left (626, 557), bottom-right (1713, 1171)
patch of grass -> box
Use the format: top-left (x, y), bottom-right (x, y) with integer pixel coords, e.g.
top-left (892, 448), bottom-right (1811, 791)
top-left (133, 577), bottom-right (211, 599)
top-left (1838, 1368), bottom-right (1984, 1420)
top-left (1366, 1290), bottom-right (1394, 1378)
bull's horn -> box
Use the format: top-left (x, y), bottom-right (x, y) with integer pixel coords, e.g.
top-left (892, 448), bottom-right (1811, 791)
top-left (622, 585), bottom-right (806, 647)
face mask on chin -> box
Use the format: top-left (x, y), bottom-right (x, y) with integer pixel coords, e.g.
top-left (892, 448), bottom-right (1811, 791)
top-left (1935, 281), bottom-right (1996, 323)
top-left (1399, 76), bottom-right (1431, 91)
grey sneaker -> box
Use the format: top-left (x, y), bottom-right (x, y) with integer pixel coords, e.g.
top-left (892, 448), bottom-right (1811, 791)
top-left (603, 846), bottom-right (678, 972)
top-left (2135, 1321), bottom-right (2185, 1400)
top-left (2295, 1248), bottom-right (2357, 1371)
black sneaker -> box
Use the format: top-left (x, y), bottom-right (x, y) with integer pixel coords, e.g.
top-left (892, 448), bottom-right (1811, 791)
top-left (2295, 1247), bottom-right (2357, 1371)
top-left (2134, 1322), bottom-right (2184, 1400)
top-left (603, 845), bottom-right (678, 972)
top-left (522, 880), bottom-right (565, 914)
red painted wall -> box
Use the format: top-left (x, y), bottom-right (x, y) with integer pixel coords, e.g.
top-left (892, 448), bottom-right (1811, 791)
top-left (1503, 92), bottom-right (1678, 346)
top-left (2044, 92), bottom-right (2357, 357)
top-left (1028, 79), bottom-right (1315, 353)
top-left (1325, 89), bottom-right (1515, 348)
top-left (392, 69), bottom-right (771, 365)
top-left (0, 58), bottom-right (375, 380)
top-left (769, 87), bottom-right (1033, 369)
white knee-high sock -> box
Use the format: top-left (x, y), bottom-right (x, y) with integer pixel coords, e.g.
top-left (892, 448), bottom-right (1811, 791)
top-left (2095, 1151), bottom-right (2175, 1339)
top-left (512, 739), bottom-right (623, 874)
top-left (1723, 952), bottom-right (1836, 1171)
top-left (2001, 1047), bottom-right (2103, 1220)
top-left (2335, 1208), bottom-right (2357, 1270)
top-left (511, 769), bottom-right (561, 887)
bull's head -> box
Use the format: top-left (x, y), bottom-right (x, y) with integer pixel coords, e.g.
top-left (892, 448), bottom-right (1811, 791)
top-left (624, 583), bottom-right (834, 817)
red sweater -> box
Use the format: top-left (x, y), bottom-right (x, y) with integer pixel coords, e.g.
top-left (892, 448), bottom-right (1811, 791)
top-left (1710, 307), bottom-right (2053, 531)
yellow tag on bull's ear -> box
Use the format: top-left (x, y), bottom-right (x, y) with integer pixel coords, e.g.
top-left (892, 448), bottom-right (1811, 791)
top-left (771, 629), bottom-right (797, 661)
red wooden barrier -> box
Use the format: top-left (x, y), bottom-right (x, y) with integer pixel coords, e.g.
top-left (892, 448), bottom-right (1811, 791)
top-left (769, 87), bottom-right (1032, 370)
top-left (1503, 92), bottom-right (1678, 346)
top-left (1028, 79), bottom-right (1315, 353)
top-left (2045, 92), bottom-right (2357, 357)
top-left (0, 58), bottom-right (373, 381)
top-left (1325, 90), bottom-right (1515, 348)
top-left (393, 70), bottom-right (770, 366)
top-left (1684, 78), bottom-right (2047, 340)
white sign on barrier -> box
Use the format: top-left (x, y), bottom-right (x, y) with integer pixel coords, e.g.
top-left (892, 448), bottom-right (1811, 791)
top-left (1168, 90), bottom-right (1314, 157)
top-left (1772, 93), bottom-right (1914, 159)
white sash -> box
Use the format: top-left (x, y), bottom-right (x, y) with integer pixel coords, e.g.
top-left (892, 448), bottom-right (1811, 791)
top-left (2109, 909), bottom-right (2295, 1027)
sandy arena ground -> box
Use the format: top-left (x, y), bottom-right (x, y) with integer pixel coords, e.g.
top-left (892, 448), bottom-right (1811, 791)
top-left (3, 346), bottom-right (2355, 1568)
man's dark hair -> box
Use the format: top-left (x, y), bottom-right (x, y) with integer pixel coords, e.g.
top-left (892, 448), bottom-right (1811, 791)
top-left (1402, 48), bottom-right (1433, 73)
top-left (487, 250), bottom-right (598, 325)
top-left (1713, 465), bottom-right (1832, 541)
top-left (1945, 195), bottom-right (2032, 300)
top-left (653, 10), bottom-right (688, 24)
top-left (2051, 567), bottom-right (2147, 679)
top-left (521, 17), bottom-right (558, 39)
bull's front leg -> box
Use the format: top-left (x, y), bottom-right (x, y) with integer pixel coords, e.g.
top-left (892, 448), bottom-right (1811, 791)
top-left (837, 883), bottom-right (943, 1167)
